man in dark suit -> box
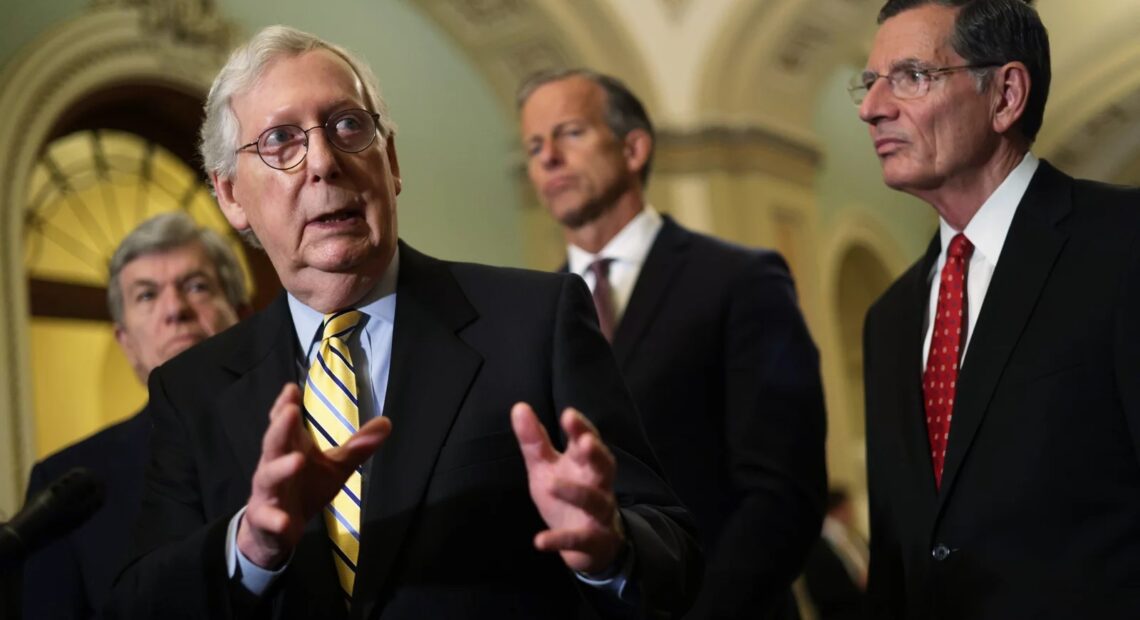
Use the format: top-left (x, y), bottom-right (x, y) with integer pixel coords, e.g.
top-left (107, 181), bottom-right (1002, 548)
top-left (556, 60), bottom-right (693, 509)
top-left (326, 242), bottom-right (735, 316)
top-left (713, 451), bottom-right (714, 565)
top-left (855, 1), bottom-right (1140, 618)
top-left (516, 69), bottom-right (827, 618)
top-left (106, 26), bottom-right (701, 620)
top-left (23, 211), bottom-right (247, 618)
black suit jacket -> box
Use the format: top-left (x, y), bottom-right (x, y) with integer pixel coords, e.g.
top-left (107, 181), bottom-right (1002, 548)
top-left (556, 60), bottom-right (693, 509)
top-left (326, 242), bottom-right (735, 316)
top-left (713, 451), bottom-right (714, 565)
top-left (600, 216), bottom-right (827, 618)
top-left (106, 242), bottom-right (701, 620)
top-left (23, 412), bottom-right (150, 619)
top-left (863, 161), bottom-right (1140, 619)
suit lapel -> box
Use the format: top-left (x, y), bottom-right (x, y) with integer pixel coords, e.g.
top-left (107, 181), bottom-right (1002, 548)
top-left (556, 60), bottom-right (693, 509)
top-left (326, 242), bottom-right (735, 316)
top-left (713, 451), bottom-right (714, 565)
top-left (216, 296), bottom-right (348, 608)
top-left (218, 293), bottom-right (298, 482)
top-left (611, 215), bottom-right (689, 366)
top-left (938, 162), bottom-right (1071, 509)
top-left (899, 236), bottom-right (944, 503)
top-left (352, 243), bottom-right (482, 620)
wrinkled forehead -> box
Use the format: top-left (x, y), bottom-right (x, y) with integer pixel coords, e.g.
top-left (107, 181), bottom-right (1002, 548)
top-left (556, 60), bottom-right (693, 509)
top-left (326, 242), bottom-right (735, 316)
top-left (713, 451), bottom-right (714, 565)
top-left (868, 5), bottom-right (962, 70)
top-left (236, 49), bottom-right (367, 118)
top-left (522, 77), bottom-right (608, 130)
top-left (121, 241), bottom-right (218, 283)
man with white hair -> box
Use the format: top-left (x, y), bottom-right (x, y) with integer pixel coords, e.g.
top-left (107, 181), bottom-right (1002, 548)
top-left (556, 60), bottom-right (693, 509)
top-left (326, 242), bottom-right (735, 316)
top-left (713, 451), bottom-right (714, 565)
top-left (108, 25), bottom-right (700, 619)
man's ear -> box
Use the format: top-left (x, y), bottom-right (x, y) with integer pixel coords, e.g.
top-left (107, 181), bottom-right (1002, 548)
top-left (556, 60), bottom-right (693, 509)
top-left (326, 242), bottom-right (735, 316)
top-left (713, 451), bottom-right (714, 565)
top-left (385, 136), bottom-right (402, 196)
top-left (992, 61), bottom-right (1030, 135)
top-left (622, 129), bottom-right (652, 179)
top-left (213, 172), bottom-right (250, 232)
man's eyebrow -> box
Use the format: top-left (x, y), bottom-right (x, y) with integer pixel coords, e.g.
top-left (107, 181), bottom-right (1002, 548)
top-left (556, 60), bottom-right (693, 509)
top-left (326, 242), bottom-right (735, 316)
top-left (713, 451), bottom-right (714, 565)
top-left (888, 57), bottom-right (932, 71)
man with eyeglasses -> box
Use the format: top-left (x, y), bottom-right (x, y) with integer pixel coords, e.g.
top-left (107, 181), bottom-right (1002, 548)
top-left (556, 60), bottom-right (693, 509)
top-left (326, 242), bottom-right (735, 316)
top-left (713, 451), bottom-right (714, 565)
top-left (107, 25), bottom-right (701, 620)
top-left (855, 1), bottom-right (1140, 619)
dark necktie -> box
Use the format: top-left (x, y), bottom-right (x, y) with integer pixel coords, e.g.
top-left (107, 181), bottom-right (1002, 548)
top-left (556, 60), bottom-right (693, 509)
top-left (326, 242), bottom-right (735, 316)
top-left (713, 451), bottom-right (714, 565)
top-left (588, 258), bottom-right (616, 342)
top-left (923, 233), bottom-right (973, 489)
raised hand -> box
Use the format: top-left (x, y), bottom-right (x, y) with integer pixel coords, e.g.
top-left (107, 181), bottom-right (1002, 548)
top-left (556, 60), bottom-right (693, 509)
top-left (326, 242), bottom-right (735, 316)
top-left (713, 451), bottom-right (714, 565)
top-left (237, 383), bottom-right (391, 568)
top-left (511, 402), bottom-right (625, 575)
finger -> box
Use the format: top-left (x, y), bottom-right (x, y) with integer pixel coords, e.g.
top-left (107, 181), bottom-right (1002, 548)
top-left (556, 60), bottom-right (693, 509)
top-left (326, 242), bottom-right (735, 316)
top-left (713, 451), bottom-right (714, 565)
top-left (560, 407), bottom-right (600, 443)
top-left (549, 478), bottom-right (616, 520)
top-left (261, 386), bottom-right (305, 462)
top-left (252, 451), bottom-right (306, 497)
top-left (329, 416), bottom-right (392, 469)
top-left (565, 433), bottom-right (616, 486)
top-left (511, 402), bottom-right (558, 466)
top-left (534, 527), bottom-right (603, 553)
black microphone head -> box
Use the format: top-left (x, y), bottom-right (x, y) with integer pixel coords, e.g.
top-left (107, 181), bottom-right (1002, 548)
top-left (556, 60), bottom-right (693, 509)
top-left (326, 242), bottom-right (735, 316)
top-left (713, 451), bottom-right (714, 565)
top-left (1, 467), bottom-right (105, 562)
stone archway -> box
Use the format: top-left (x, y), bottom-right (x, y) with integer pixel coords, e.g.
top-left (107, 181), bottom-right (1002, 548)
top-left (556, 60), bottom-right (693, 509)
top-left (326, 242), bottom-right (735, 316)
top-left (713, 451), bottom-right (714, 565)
top-left (0, 1), bottom-right (234, 511)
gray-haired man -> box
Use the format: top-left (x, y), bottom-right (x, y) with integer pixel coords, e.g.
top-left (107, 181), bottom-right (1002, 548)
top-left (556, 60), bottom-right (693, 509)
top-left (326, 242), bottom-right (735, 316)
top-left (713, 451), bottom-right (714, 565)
top-left (23, 211), bottom-right (246, 618)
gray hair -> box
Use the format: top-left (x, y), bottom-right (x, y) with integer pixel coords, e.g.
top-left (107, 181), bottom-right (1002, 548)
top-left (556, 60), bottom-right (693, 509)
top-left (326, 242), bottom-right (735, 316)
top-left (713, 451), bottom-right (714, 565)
top-left (516, 68), bottom-right (656, 186)
top-left (107, 212), bottom-right (249, 325)
top-left (200, 25), bottom-right (398, 246)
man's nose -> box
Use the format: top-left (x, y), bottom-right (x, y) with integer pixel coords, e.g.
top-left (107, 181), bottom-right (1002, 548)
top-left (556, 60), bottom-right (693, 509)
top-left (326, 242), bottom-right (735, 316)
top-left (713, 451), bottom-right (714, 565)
top-left (159, 288), bottom-right (193, 322)
top-left (858, 77), bottom-right (895, 125)
top-left (305, 129), bottom-right (343, 181)
top-left (537, 139), bottom-right (563, 169)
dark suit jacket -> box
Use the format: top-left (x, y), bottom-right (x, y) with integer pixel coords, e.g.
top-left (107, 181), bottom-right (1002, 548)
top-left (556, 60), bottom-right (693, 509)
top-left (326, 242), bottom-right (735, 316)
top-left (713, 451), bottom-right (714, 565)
top-left (23, 412), bottom-right (150, 619)
top-left (106, 242), bottom-right (701, 620)
top-left (863, 161), bottom-right (1140, 619)
top-left (801, 536), bottom-right (866, 620)
top-left (601, 216), bottom-right (827, 618)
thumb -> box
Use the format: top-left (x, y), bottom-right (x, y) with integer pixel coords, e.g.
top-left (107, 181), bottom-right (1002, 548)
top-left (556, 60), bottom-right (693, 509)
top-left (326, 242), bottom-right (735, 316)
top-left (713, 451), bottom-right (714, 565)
top-left (511, 402), bottom-right (557, 466)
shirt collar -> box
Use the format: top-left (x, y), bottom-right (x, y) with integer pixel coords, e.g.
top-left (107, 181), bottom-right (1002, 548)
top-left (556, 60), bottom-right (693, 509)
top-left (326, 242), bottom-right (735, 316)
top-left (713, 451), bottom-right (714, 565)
top-left (567, 206), bottom-right (664, 276)
top-left (288, 247), bottom-right (400, 352)
top-left (938, 151), bottom-right (1039, 265)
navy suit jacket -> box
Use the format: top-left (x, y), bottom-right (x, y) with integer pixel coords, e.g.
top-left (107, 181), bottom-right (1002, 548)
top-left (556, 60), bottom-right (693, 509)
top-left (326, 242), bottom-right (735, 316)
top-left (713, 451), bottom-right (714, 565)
top-left (582, 216), bottom-right (827, 619)
top-left (106, 242), bottom-right (702, 620)
top-left (864, 161), bottom-right (1140, 619)
top-left (23, 412), bottom-right (150, 619)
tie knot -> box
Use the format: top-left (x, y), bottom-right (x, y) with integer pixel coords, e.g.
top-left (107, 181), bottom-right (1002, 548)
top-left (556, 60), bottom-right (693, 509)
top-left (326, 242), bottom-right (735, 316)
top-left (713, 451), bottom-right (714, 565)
top-left (948, 233), bottom-right (974, 260)
top-left (321, 310), bottom-right (363, 342)
top-left (588, 258), bottom-right (613, 279)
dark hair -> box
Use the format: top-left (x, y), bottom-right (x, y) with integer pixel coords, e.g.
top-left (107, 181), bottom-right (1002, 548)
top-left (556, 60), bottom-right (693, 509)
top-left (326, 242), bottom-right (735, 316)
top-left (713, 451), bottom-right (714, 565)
top-left (878, 0), bottom-right (1050, 142)
top-left (516, 68), bottom-right (656, 186)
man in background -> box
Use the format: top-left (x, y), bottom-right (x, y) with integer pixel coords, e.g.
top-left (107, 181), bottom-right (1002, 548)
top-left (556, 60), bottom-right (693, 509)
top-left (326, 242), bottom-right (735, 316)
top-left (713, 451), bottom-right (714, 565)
top-left (857, 1), bottom-right (1140, 617)
top-left (517, 68), bottom-right (827, 618)
top-left (23, 211), bottom-right (246, 618)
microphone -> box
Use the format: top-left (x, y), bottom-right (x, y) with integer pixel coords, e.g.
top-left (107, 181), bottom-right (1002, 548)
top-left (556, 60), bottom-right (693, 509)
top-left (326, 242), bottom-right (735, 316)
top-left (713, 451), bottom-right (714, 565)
top-left (0, 467), bottom-right (104, 571)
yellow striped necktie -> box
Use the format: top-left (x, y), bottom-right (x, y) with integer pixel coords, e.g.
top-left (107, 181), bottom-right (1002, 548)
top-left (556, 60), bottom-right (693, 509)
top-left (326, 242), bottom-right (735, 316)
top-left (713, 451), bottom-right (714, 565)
top-left (302, 310), bottom-right (364, 601)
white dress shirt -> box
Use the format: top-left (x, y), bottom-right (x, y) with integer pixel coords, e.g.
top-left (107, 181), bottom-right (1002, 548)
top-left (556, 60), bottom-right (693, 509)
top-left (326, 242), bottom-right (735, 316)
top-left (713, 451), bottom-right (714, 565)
top-left (567, 206), bottom-right (664, 323)
top-left (922, 152), bottom-right (1039, 368)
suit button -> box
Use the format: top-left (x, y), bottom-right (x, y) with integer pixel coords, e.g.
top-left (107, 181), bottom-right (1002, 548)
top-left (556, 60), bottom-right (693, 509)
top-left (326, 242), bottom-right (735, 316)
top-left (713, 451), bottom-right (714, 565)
top-left (931, 544), bottom-right (951, 561)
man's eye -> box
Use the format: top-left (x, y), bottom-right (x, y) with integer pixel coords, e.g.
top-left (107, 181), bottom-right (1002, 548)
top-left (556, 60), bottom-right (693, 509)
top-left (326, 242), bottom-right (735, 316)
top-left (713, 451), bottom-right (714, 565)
top-left (901, 69), bottom-right (928, 85)
top-left (186, 280), bottom-right (213, 294)
top-left (135, 291), bottom-right (156, 303)
top-left (334, 116), bottom-right (362, 134)
top-left (262, 127), bottom-right (299, 148)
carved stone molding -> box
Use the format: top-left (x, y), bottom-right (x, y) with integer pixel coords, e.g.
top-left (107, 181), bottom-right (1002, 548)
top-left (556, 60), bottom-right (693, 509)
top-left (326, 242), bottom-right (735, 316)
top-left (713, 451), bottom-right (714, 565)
top-left (0, 3), bottom-right (228, 513)
top-left (655, 125), bottom-right (822, 187)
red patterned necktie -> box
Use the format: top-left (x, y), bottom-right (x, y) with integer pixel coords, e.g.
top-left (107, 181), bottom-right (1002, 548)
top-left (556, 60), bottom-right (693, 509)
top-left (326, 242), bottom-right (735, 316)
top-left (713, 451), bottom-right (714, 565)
top-left (923, 233), bottom-right (973, 489)
top-left (588, 258), bottom-right (616, 342)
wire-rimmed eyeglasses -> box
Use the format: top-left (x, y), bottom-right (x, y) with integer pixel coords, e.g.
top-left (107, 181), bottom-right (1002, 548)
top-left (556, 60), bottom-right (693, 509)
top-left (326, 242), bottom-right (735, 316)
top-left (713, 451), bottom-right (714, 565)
top-left (235, 108), bottom-right (382, 170)
top-left (847, 63), bottom-right (1000, 105)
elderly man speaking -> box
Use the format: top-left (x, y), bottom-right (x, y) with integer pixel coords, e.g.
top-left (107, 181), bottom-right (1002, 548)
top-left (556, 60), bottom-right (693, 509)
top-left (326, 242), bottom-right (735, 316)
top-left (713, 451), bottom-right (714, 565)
top-left (107, 25), bottom-right (700, 620)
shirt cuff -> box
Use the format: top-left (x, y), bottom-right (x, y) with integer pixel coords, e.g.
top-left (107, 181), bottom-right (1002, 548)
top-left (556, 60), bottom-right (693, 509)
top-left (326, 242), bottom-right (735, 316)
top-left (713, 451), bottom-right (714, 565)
top-left (574, 539), bottom-right (636, 602)
top-left (225, 506), bottom-right (290, 595)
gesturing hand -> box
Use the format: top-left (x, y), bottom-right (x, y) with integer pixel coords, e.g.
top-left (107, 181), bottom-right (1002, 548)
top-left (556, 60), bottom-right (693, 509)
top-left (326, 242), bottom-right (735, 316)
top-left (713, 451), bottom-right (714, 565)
top-left (511, 402), bottom-right (626, 575)
top-left (237, 383), bottom-right (391, 569)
